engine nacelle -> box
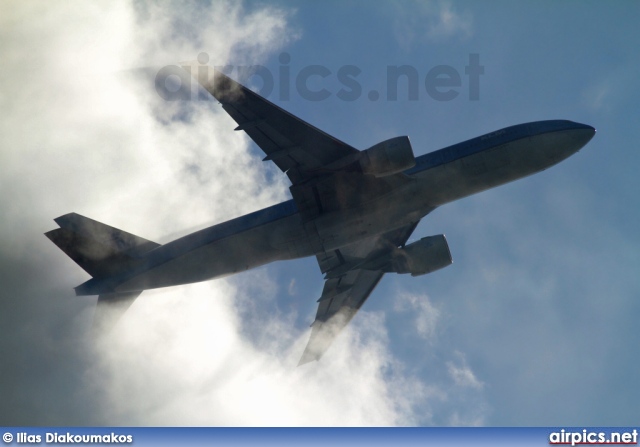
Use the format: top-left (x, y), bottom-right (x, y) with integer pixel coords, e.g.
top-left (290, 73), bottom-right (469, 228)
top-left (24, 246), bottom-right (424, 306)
top-left (360, 136), bottom-right (416, 177)
top-left (388, 235), bottom-right (452, 276)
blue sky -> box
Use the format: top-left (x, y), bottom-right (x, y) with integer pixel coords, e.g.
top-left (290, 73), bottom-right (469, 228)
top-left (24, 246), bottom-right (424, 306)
top-left (1, 0), bottom-right (639, 426)
top-left (239, 0), bottom-right (640, 424)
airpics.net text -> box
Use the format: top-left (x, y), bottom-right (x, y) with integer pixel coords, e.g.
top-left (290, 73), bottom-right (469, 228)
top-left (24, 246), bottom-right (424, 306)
top-left (155, 52), bottom-right (484, 103)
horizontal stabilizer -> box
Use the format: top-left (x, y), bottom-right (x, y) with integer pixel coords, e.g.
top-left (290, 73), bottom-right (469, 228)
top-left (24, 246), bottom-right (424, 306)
top-left (45, 213), bottom-right (159, 282)
top-left (93, 292), bottom-right (142, 333)
top-left (53, 213), bottom-right (159, 257)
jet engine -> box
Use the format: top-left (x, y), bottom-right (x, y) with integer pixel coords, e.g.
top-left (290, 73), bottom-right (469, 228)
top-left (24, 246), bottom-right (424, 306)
top-left (359, 136), bottom-right (416, 177)
top-left (386, 234), bottom-right (452, 276)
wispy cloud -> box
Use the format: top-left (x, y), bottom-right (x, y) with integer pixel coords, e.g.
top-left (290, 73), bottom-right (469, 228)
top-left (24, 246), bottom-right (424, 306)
top-left (582, 80), bottom-right (612, 113)
top-left (390, 289), bottom-right (489, 425)
top-left (447, 352), bottom-right (484, 390)
top-left (392, 0), bottom-right (473, 50)
top-left (425, 1), bottom-right (473, 41)
top-left (394, 292), bottom-right (440, 341)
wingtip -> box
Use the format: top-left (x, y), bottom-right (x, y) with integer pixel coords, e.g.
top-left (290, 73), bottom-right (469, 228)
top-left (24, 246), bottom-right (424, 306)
top-left (53, 212), bottom-right (80, 227)
top-left (297, 352), bottom-right (319, 367)
top-left (43, 229), bottom-right (58, 240)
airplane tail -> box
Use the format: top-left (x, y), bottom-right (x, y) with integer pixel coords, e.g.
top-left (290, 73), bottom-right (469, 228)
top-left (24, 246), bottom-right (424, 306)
top-left (45, 213), bottom-right (159, 279)
top-left (45, 213), bottom-right (161, 329)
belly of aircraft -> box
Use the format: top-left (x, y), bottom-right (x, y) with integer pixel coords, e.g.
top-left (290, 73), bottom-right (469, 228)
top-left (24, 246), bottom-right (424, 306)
top-left (114, 193), bottom-right (423, 293)
top-left (115, 217), bottom-right (301, 292)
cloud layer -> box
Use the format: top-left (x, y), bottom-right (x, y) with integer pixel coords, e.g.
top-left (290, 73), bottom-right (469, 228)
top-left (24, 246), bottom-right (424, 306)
top-left (0, 1), bottom-right (486, 426)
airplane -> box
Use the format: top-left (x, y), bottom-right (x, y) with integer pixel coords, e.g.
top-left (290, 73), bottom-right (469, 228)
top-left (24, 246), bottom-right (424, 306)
top-left (45, 69), bottom-right (596, 365)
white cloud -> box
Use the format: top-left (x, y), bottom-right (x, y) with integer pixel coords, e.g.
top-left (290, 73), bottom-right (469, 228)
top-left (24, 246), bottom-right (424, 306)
top-left (0, 0), bottom-right (438, 426)
top-left (288, 278), bottom-right (297, 296)
top-left (580, 62), bottom-right (638, 115)
top-left (425, 1), bottom-right (473, 41)
top-left (447, 352), bottom-right (484, 390)
top-left (582, 80), bottom-right (611, 113)
top-left (394, 292), bottom-right (441, 341)
top-left (390, 290), bottom-right (489, 425)
top-left (392, 0), bottom-right (473, 50)
top-left (87, 284), bottom-right (435, 425)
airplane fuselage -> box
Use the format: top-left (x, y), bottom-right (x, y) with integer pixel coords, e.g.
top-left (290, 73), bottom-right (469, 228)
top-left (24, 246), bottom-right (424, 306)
top-left (76, 120), bottom-right (595, 295)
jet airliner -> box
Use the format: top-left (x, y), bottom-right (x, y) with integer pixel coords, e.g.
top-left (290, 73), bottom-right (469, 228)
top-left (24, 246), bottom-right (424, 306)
top-left (46, 69), bottom-right (595, 364)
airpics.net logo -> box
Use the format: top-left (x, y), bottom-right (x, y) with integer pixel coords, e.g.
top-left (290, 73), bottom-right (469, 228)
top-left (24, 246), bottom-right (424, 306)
top-left (549, 429), bottom-right (638, 446)
top-left (155, 52), bottom-right (484, 103)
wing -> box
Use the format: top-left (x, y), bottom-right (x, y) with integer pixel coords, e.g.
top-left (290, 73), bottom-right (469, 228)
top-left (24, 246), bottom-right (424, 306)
top-left (299, 222), bottom-right (420, 365)
top-left (191, 67), bottom-right (358, 185)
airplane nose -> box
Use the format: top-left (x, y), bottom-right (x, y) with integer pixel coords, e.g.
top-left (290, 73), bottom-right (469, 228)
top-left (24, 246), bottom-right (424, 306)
top-left (574, 123), bottom-right (596, 147)
top-left (560, 121), bottom-right (596, 151)
top-left (572, 121), bottom-right (596, 135)
top-left (537, 122), bottom-right (596, 163)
